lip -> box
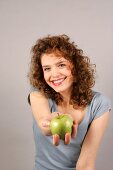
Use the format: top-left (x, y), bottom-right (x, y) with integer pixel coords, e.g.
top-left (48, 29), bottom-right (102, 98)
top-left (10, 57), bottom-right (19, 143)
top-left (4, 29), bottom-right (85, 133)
top-left (51, 77), bottom-right (66, 81)
top-left (51, 77), bottom-right (66, 86)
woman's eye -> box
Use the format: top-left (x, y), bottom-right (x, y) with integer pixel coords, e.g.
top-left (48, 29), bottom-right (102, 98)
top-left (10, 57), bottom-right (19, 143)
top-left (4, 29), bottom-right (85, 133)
top-left (44, 68), bottom-right (50, 71)
top-left (58, 64), bottom-right (66, 68)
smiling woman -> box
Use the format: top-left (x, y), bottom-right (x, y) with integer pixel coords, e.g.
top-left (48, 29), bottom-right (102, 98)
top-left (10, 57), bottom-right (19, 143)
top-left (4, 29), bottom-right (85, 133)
top-left (28, 35), bottom-right (95, 108)
top-left (27, 34), bottom-right (111, 170)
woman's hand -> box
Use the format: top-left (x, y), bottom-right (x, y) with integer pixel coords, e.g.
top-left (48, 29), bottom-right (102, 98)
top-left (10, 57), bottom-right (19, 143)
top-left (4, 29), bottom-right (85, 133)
top-left (53, 115), bottom-right (78, 146)
top-left (42, 112), bottom-right (78, 146)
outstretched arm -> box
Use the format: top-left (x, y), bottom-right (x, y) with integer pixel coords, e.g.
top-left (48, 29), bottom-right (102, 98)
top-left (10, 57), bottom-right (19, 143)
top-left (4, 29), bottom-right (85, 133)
top-left (29, 91), bottom-right (77, 145)
top-left (29, 91), bottom-right (52, 135)
top-left (76, 111), bottom-right (110, 170)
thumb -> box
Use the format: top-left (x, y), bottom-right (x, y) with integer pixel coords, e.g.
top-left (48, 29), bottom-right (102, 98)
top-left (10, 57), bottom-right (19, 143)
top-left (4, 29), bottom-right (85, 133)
top-left (42, 120), bottom-right (50, 127)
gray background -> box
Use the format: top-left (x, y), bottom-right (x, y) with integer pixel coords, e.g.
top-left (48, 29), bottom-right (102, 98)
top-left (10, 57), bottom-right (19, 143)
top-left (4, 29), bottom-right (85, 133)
top-left (0, 0), bottom-right (113, 170)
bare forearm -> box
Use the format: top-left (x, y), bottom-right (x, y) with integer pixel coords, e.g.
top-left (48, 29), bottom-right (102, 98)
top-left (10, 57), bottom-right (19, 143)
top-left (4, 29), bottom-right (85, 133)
top-left (76, 165), bottom-right (95, 170)
top-left (77, 168), bottom-right (94, 170)
top-left (76, 161), bottom-right (95, 170)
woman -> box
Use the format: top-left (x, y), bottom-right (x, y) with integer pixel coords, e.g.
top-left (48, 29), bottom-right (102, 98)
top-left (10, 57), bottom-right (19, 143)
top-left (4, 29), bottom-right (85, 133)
top-left (27, 35), bottom-right (111, 170)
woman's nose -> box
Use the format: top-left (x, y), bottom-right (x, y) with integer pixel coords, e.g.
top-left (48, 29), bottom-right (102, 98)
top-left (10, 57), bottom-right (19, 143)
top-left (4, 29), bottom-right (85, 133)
top-left (51, 67), bottom-right (60, 77)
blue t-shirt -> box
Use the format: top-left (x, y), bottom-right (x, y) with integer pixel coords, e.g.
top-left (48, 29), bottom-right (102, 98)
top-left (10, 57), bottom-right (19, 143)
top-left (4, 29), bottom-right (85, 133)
top-left (28, 87), bottom-right (111, 170)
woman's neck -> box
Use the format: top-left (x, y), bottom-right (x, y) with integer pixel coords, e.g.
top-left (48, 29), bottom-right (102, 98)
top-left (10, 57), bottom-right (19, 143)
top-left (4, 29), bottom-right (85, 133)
top-left (60, 91), bottom-right (71, 106)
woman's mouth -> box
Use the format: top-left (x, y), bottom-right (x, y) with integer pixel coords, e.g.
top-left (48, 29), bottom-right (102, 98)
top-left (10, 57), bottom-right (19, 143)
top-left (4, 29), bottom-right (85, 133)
top-left (51, 78), bottom-right (66, 86)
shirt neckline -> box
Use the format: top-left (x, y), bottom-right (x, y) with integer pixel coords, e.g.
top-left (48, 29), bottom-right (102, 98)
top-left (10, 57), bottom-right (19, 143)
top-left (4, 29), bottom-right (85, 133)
top-left (52, 101), bottom-right (88, 127)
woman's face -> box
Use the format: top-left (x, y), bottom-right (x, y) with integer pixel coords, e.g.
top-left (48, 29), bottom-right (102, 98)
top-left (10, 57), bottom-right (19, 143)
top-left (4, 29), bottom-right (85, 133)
top-left (41, 53), bottom-right (74, 94)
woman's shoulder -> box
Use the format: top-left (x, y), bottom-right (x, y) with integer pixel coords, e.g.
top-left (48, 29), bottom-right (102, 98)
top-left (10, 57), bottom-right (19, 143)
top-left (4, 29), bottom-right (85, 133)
top-left (92, 91), bottom-right (111, 105)
top-left (89, 90), bottom-right (111, 120)
top-left (28, 85), bottom-right (54, 110)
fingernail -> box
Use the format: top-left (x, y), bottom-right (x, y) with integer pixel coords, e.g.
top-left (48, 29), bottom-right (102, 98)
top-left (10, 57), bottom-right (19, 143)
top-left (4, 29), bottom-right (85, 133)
top-left (42, 121), bottom-right (50, 127)
top-left (64, 141), bottom-right (70, 145)
top-left (53, 134), bottom-right (59, 146)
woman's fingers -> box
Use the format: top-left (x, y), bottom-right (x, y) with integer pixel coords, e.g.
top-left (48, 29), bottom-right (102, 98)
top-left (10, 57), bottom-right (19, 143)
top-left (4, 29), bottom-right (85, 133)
top-left (42, 112), bottom-right (61, 128)
top-left (71, 120), bottom-right (78, 138)
top-left (53, 134), bottom-right (60, 146)
top-left (53, 133), bottom-right (71, 146)
top-left (64, 133), bottom-right (71, 145)
top-left (42, 120), bottom-right (50, 127)
top-left (53, 133), bottom-right (72, 146)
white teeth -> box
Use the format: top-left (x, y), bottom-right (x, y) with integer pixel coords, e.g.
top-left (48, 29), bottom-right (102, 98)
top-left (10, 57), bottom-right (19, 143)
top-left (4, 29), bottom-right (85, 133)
top-left (53, 79), bottom-right (64, 83)
top-left (52, 78), bottom-right (65, 84)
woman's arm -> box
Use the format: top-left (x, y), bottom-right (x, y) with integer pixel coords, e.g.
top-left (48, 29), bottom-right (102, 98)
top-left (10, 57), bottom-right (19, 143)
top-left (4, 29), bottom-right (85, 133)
top-left (30, 91), bottom-right (52, 135)
top-left (29, 91), bottom-right (78, 145)
top-left (76, 111), bottom-right (110, 170)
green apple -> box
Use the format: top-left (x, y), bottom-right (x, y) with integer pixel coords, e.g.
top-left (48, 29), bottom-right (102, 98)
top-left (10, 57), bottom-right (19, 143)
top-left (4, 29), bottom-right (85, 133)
top-left (50, 114), bottom-right (73, 140)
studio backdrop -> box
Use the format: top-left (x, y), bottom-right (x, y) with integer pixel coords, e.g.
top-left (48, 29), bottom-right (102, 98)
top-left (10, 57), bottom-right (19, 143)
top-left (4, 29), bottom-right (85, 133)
top-left (0, 0), bottom-right (113, 170)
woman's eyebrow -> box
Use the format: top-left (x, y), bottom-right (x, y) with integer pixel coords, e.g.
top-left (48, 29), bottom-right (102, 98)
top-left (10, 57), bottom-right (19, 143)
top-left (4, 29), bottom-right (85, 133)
top-left (42, 60), bottom-right (66, 68)
top-left (56, 60), bottom-right (66, 65)
top-left (42, 65), bottom-right (50, 68)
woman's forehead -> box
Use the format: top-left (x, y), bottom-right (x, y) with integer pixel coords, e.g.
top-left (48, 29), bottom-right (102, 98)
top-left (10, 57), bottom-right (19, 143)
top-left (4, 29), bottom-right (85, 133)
top-left (41, 53), bottom-right (67, 63)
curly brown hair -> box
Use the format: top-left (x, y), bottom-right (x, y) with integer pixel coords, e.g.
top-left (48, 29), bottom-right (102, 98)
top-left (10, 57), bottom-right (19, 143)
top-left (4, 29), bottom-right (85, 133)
top-left (27, 34), bottom-right (96, 109)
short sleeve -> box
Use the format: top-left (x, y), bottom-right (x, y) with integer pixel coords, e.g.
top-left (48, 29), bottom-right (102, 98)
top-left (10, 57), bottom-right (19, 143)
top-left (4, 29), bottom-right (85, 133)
top-left (27, 85), bottom-right (39, 105)
top-left (90, 92), bottom-right (111, 121)
top-left (27, 85), bottom-right (54, 111)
